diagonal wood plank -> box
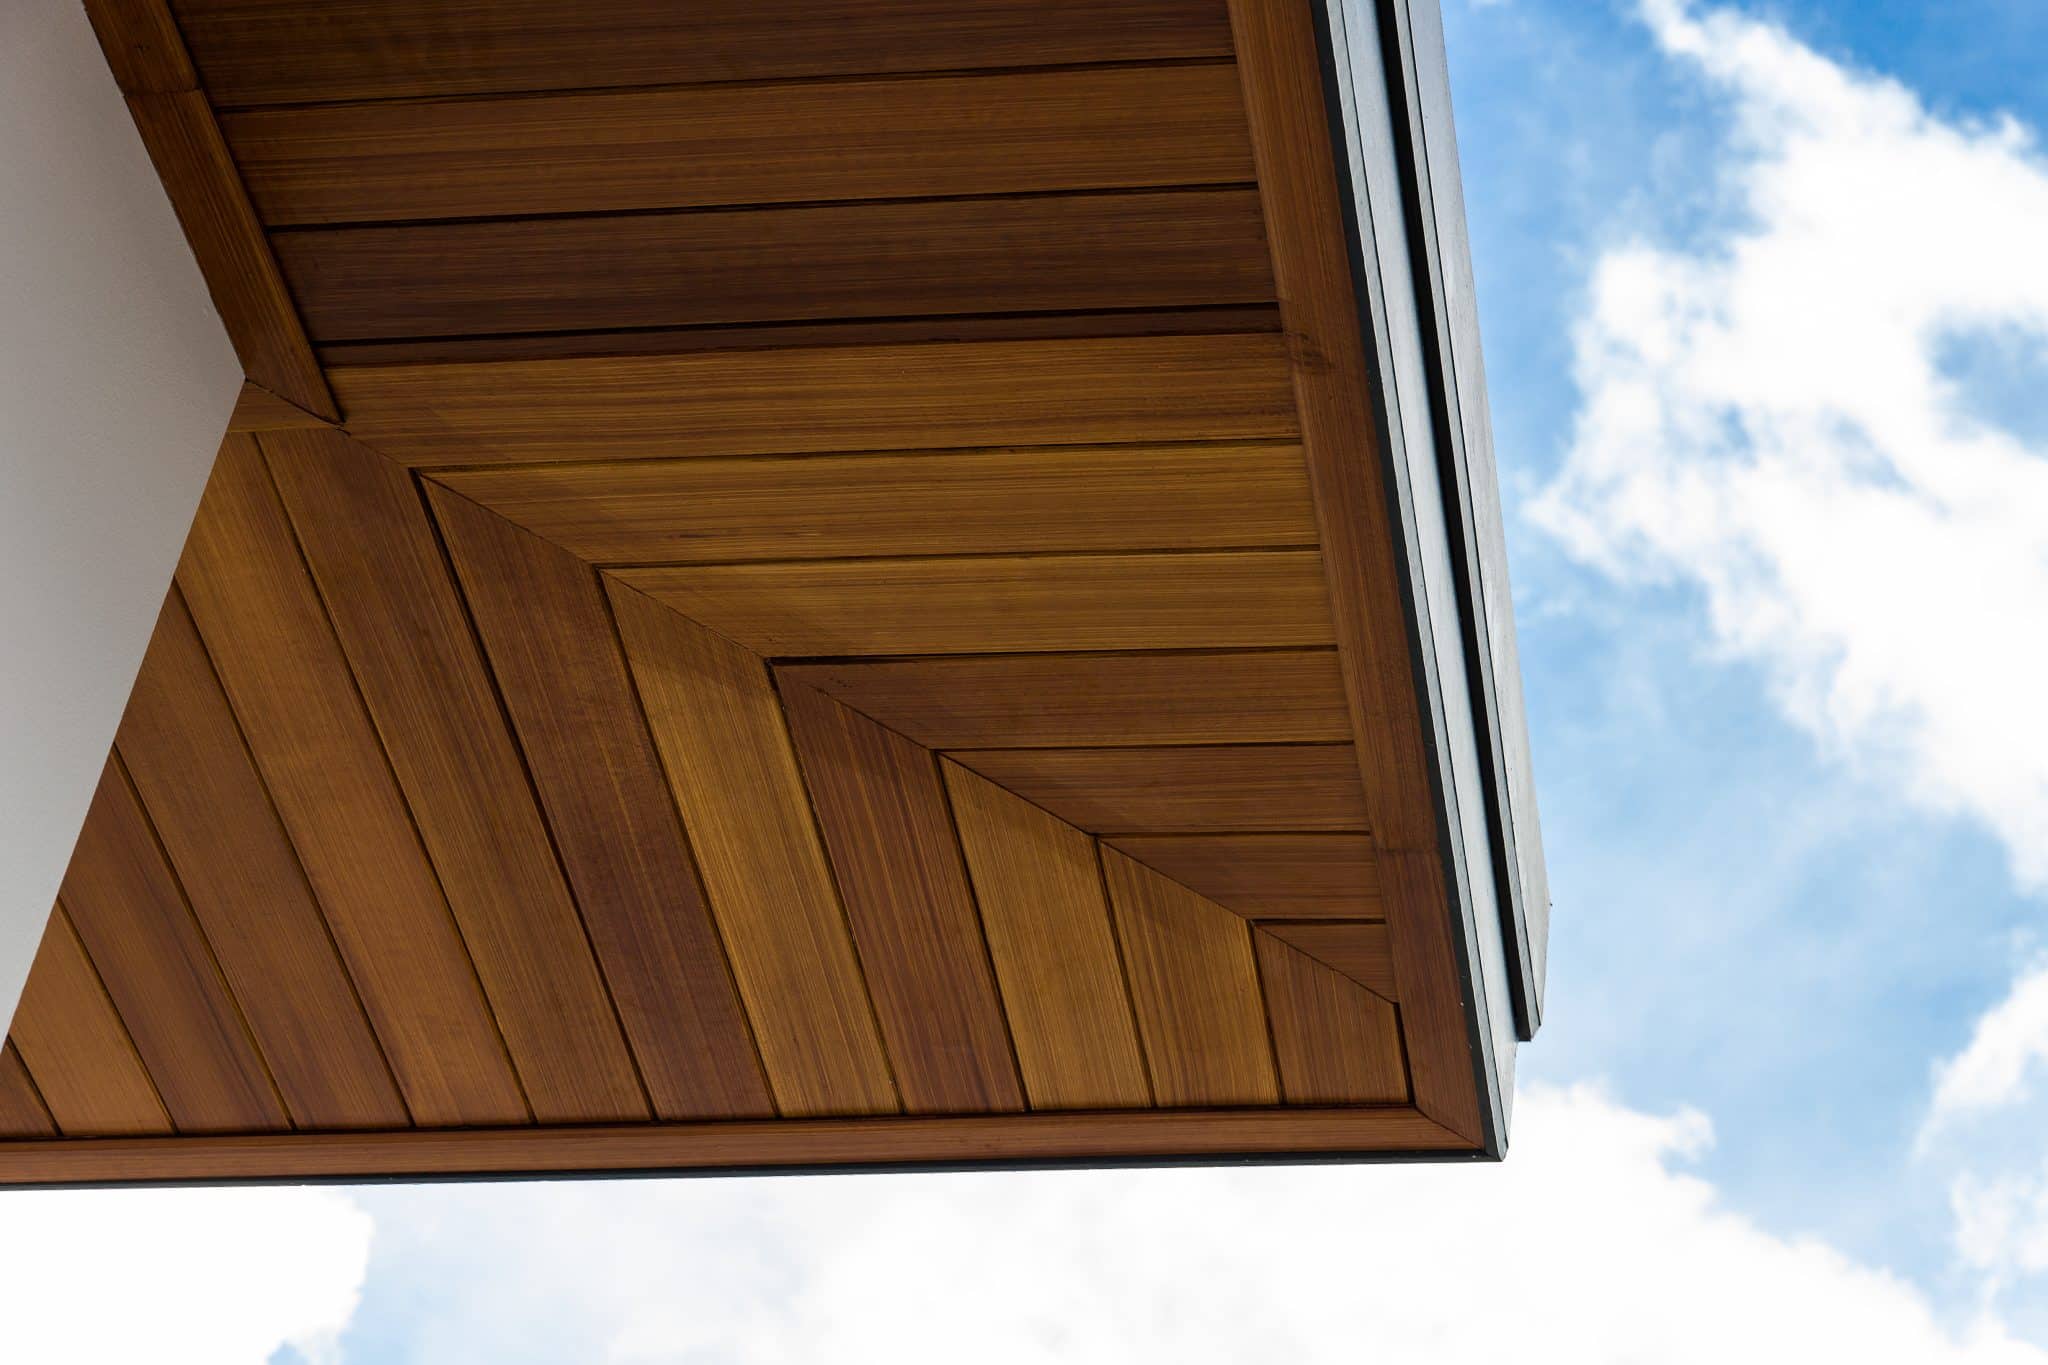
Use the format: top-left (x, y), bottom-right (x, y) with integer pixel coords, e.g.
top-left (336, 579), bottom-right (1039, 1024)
top-left (1105, 835), bottom-right (1382, 921)
top-left (427, 484), bottom-right (775, 1122)
top-left (263, 428), bottom-right (646, 1124)
top-left (1099, 849), bottom-right (1278, 1107)
top-left (429, 443), bottom-right (1316, 566)
top-left (780, 681), bottom-right (1024, 1115)
top-left (0, 1044), bottom-right (54, 1139)
top-left (1254, 930), bottom-right (1408, 1105)
top-left (617, 550), bottom-right (1335, 658)
top-left (941, 763), bottom-right (1149, 1111)
top-left (117, 588), bottom-right (408, 1129)
top-left (8, 909), bottom-right (170, 1137)
top-left (1258, 923), bottom-right (1397, 1001)
top-left (944, 744), bottom-right (1369, 834)
top-left (606, 582), bottom-right (898, 1117)
top-left (777, 650), bottom-right (1353, 750)
top-left (177, 435), bottom-right (527, 1127)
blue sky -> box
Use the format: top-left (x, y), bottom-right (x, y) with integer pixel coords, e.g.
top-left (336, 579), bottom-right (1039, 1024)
top-left (12, 2), bottom-right (2048, 1359)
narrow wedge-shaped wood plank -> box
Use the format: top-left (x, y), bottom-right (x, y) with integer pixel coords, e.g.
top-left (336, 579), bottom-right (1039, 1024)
top-left (227, 380), bottom-right (330, 433)
top-left (122, 91), bottom-right (335, 418)
top-left (941, 764), bottom-right (1149, 1111)
top-left (263, 429), bottom-right (646, 1124)
top-left (1254, 931), bottom-right (1408, 1105)
top-left (332, 334), bottom-right (1297, 468)
top-left (228, 65), bottom-right (1252, 226)
top-left (278, 190), bottom-right (1272, 342)
top-left (432, 444), bottom-right (1316, 567)
top-left (619, 551), bottom-right (1334, 659)
top-left (778, 650), bottom-right (1353, 750)
top-left (117, 589), bottom-right (407, 1129)
top-left (82, 0), bottom-right (196, 92)
top-left (59, 760), bottom-right (286, 1133)
top-left (0, 1044), bottom-right (54, 1139)
top-left (1105, 835), bottom-right (1382, 920)
top-left (426, 485), bottom-right (773, 1121)
top-left (7, 910), bottom-right (169, 1137)
top-left (780, 683), bottom-right (1023, 1114)
top-left (946, 745), bottom-right (1369, 834)
top-left (606, 583), bottom-right (897, 1117)
top-left (1100, 850), bottom-right (1278, 1107)
top-left (178, 0), bottom-right (1233, 106)
top-left (178, 435), bottom-right (526, 1127)
top-left (1259, 923), bottom-right (1398, 1001)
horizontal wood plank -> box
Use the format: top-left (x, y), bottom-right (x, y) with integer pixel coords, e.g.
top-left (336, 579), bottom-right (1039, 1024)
top-left (177, 0), bottom-right (1234, 107)
top-left (228, 64), bottom-right (1252, 226)
top-left (8, 909), bottom-right (171, 1137)
top-left (616, 551), bottom-right (1336, 658)
top-left (331, 333), bottom-right (1298, 467)
top-left (1104, 835), bottom-right (1382, 920)
top-left (430, 444), bottom-right (1315, 566)
top-left (777, 650), bottom-right (1353, 750)
top-left (1258, 922), bottom-right (1398, 1000)
top-left (1254, 931), bottom-right (1408, 1105)
top-left (946, 744), bottom-right (1370, 834)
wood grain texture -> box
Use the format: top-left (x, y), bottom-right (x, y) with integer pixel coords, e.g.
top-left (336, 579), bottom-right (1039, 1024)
top-left (0, 1044), bottom-right (54, 1139)
top-left (227, 65), bottom-right (1253, 226)
top-left (1229, 0), bottom-right (1482, 1140)
top-left (606, 582), bottom-right (898, 1117)
top-left (1254, 931), bottom-right (1408, 1105)
top-left (227, 380), bottom-right (329, 432)
top-left (1100, 849), bottom-right (1278, 1107)
top-left (780, 682), bottom-right (1024, 1115)
top-left (431, 444), bottom-right (1314, 567)
top-left (59, 760), bottom-right (287, 1133)
top-left (262, 428), bottom-right (645, 1124)
top-left (122, 91), bottom-right (335, 418)
top-left (7, 910), bottom-right (170, 1137)
top-left (177, 0), bottom-right (1234, 107)
top-left (277, 191), bottom-right (1270, 342)
top-left (778, 650), bottom-right (1353, 750)
top-left (425, 484), bottom-right (774, 1121)
top-left (1258, 922), bottom-right (1397, 1000)
top-left (618, 551), bottom-right (1336, 659)
top-left (1104, 835), bottom-right (1382, 920)
top-left (117, 589), bottom-right (408, 1129)
top-left (0, 1105), bottom-right (1475, 1185)
top-left (331, 333), bottom-right (1298, 467)
top-left (941, 763), bottom-right (1149, 1110)
top-left (83, 0), bottom-right (196, 92)
top-left (946, 744), bottom-right (1369, 834)
top-left (177, 435), bottom-right (527, 1126)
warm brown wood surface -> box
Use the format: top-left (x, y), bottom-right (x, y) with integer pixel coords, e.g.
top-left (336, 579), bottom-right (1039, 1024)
top-left (83, 0), bottom-right (195, 93)
top-left (1255, 932), bottom-right (1408, 1106)
top-left (1258, 922), bottom-right (1399, 1000)
top-left (1105, 835), bottom-right (1383, 920)
top-left (0, 1045), bottom-right (54, 1139)
top-left (946, 745), bottom-right (1370, 833)
top-left (10, 911), bottom-right (171, 1137)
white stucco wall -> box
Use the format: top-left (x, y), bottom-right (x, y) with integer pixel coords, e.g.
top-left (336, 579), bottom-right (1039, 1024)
top-left (0, 2), bottom-right (241, 1032)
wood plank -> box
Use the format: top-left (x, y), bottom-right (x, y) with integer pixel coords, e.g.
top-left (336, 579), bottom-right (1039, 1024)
top-left (1258, 922), bottom-right (1398, 1000)
top-left (122, 91), bottom-right (335, 418)
top-left (606, 581), bottom-right (898, 1117)
top-left (7, 909), bottom-right (170, 1137)
top-left (1230, 0), bottom-right (1482, 1141)
top-left (178, 0), bottom-right (1234, 107)
top-left (177, 435), bottom-right (527, 1126)
top-left (431, 444), bottom-right (1315, 567)
top-left (0, 1105), bottom-right (1475, 1186)
top-left (1100, 849), bottom-right (1278, 1107)
top-left (425, 484), bottom-right (773, 1122)
top-left (82, 0), bottom-right (196, 92)
top-left (332, 333), bottom-right (1297, 467)
top-left (1254, 930), bottom-right (1408, 1105)
top-left (940, 763), bottom-right (1149, 1110)
top-left (946, 744), bottom-right (1369, 834)
top-left (778, 650), bottom-right (1353, 750)
top-left (780, 682), bottom-right (1024, 1114)
top-left (1104, 835), bottom-right (1382, 920)
top-left (0, 1044), bottom-right (54, 1139)
top-left (227, 380), bottom-right (329, 432)
top-left (617, 551), bottom-right (1335, 658)
top-left (228, 65), bottom-right (1253, 227)
top-left (59, 759), bottom-right (287, 1133)
top-left (262, 428), bottom-right (646, 1124)
top-left (117, 589), bottom-right (408, 1129)
top-left (276, 190), bottom-right (1270, 342)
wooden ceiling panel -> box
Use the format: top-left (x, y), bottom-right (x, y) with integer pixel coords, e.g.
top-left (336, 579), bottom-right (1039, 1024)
top-left (1257, 922), bottom-right (1400, 1000)
top-left (9, 911), bottom-right (171, 1138)
top-left (1104, 835), bottom-right (1383, 921)
top-left (0, 1046), bottom-right (54, 1140)
top-left (1254, 932), bottom-right (1408, 1106)
top-left (945, 744), bottom-right (1371, 834)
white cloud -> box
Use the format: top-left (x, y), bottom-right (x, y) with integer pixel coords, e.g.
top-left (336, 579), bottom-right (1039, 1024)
top-left (0, 1186), bottom-right (371, 1364)
top-left (1531, 0), bottom-right (2048, 891)
top-left (1930, 958), bottom-right (2048, 1129)
top-left (342, 1085), bottom-right (2041, 1364)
